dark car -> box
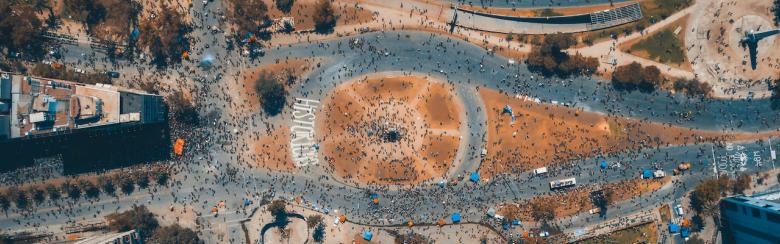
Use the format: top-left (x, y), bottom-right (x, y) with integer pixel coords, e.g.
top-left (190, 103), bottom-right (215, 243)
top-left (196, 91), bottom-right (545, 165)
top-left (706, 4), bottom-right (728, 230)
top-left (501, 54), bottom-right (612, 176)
top-left (106, 71), bottom-right (120, 78)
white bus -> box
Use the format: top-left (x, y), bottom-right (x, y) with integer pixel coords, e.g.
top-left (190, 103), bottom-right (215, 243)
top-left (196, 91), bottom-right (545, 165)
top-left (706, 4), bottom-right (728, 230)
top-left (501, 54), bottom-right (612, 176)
top-left (549, 178), bottom-right (577, 190)
top-left (532, 167), bottom-right (548, 175)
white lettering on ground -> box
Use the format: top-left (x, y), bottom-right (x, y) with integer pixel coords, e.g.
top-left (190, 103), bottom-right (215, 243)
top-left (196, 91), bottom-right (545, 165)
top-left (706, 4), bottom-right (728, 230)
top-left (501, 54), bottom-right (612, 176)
top-left (290, 98), bottom-right (320, 167)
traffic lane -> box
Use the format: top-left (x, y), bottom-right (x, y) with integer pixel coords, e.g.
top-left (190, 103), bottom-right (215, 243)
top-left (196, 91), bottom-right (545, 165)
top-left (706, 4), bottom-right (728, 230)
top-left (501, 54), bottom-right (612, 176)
top-left (274, 31), bottom-right (780, 132)
top-left (443, 0), bottom-right (633, 8)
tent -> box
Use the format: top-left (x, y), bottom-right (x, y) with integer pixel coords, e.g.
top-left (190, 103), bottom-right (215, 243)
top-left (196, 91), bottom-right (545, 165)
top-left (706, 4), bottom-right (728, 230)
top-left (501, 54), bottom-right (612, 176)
top-left (373, 198), bottom-right (379, 205)
top-left (323, 208), bottom-right (329, 214)
top-left (600, 160), bottom-right (608, 169)
top-left (681, 227), bottom-right (689, 237)
top-left (244, 199), bottom-right (251, 207)
top-left (512, 220), bottom-right (521, 225)
top-left (362, 231), bottom-right (373, 241)
top-left (470, 172), bottom-right (480, 182)
top-left (437, 219), bottom-right (445, 226)
top-left (130, 27), bottom-right (140, 41)
top-left (642, 169), bottom-right (653, 179)
top-left (502, 105), bottom-right (515, 122)
top-left (486, 208), bottom-right (496, 217)
top-left (438, 180), bottom-right (446, 188)
top-left (451, 213), bottom-right (461, 223)
top-left (407, 220), bottom-right (414, 227)
top-left (668, 224), bottom-right (680, 233)
top-left (173, 139), bottom-right (185, 156)
top-left (338, 215), bottom-right (346, 223)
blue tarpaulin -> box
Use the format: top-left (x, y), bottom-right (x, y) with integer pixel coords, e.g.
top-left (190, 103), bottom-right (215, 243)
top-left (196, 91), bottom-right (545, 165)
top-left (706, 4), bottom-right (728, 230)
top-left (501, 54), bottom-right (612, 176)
top-left (244, 199), bottom-right (251, 206)
top-left (512, 220), bottom-right (521, 225)
top-left (452, 213), bottom-right (461, 223)
top-left (600, 160), bottom-right (608, 169)
top-left (668, 224), bottom-right (680, 233)
top-left (130, 27), bottom-right (140, 41)
top-left (363, 231), bottom-right (373, 240)
top-left (502, 105), bottom-right (515, 122)
top-left (643, 169), bottom-right (653, 179)
top-left (470, 172), bottom-right (480, 182)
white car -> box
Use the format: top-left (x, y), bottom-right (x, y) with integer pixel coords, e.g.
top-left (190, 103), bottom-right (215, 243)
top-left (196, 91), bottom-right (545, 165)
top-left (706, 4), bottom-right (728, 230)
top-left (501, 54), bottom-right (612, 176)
top-left (675, 204), bottom-right (684, 216)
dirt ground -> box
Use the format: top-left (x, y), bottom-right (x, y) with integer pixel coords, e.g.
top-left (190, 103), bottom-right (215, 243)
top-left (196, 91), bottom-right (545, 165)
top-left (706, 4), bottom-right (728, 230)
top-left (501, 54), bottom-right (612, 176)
top-left (498, 177), bottom-right (670, 223)
top-left (459, 1), bottom-right (634, 17)
top-left (247, 125), bottom-right (297, 172)
top-left (316, 75), bottom-right (464, 185)
top-left (479, 88), bottom-right (780, 178)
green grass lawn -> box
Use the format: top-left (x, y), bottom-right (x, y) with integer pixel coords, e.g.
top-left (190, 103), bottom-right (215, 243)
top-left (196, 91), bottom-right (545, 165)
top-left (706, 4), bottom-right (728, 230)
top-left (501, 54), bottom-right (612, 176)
top-left (628, 28), bottom-right (686, 64)
top-left (580, 0), bottom-right (693, 44)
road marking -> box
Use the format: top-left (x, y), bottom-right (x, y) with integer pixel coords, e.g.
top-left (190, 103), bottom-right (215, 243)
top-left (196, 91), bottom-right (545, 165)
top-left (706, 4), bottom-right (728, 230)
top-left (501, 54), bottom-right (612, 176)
top-left (711, 144), bottom-right (718, 178)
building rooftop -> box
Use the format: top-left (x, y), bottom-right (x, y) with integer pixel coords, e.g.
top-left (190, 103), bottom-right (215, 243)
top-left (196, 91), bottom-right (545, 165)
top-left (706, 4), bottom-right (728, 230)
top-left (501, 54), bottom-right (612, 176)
top-left (0, 72), bottom-right (166, 140)
top-left (726, 189), bottom-right (780, 212)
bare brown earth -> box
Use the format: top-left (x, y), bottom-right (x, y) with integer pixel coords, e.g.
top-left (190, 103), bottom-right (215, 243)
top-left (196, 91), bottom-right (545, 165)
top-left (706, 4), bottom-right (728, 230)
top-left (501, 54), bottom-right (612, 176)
top-left (316, 75), bottom-right (464, 184)
top-left (479, 88), bottom-right (780, 178)
top-left (498, 177), bottom-right (670, 222)
top-left (249, 125), bottom-right (297, 172)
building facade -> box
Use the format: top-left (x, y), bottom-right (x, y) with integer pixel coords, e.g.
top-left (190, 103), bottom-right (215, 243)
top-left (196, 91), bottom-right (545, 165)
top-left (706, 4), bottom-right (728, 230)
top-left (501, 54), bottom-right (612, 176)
top-left (719, 190), bottom-right (780, 244)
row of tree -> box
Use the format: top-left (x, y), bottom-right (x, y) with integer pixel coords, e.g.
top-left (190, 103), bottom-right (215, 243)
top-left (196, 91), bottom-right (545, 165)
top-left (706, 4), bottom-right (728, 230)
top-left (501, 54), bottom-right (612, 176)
top-left (526, 33), bottom-right (599, 77)
top-left (267, 200), bottom-right (326, 242)
top-left (0, 3), bottom-right (46, 56)
top-left (106, 205), bottom-right (200, 243)
top-left (0, 169), bottom-right (170, 211)
top-left (228, 0), bottom-right (337, 38)
top-left (691, 173), bottom-right (752, 215)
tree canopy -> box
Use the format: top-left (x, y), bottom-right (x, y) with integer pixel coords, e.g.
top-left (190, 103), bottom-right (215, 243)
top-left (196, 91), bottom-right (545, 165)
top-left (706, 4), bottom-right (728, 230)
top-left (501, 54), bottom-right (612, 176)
top-left (526, 33), bottom-right (599, 77)
top-left (313, 0), bottom-right (336, 33)
top-left (106, 205), bottom-right (159, 238)
top-left (0, 4), bottom-right (45, 53)
top-left (152, 224), bottom-right (201, 244)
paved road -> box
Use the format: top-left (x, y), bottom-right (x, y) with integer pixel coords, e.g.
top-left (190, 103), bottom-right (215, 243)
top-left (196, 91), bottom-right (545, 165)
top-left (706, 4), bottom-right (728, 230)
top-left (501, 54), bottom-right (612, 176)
top-left (3, 0), bottom-right (780, 241)
top-left (444, 0), bottom-right (633, 8)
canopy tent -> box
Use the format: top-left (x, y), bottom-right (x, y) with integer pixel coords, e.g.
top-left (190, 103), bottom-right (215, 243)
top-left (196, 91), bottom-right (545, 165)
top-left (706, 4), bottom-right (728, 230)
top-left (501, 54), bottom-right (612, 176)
top-left (451, 213), bottom-right (461, 223)
top-left (681, 227), bottom-right (689, 237)
top-left (502, 105), bottom-right (515, 123)
top-left (438, 180), bottom-right (446, 188)
top-left (338, 215), bottom-right (346, 223)
top-left (470, 172), bottom-right (480, 182)
top-left (486, 208), bottom-right (496, 217)
top-left (130, 27), bottom-right (140, 41)
top-left (642, 169), bottom-right (653, 179)
top-left (243, 199), bottom-right (252, 207)
top-left (599, 159), bottom-right (608, 169)
top-left (668, 224), bottom-right (680, 233)
top-left (362, 231), bottom-right (373, 241)
top-left (437, 219), bottom-right (446, 226)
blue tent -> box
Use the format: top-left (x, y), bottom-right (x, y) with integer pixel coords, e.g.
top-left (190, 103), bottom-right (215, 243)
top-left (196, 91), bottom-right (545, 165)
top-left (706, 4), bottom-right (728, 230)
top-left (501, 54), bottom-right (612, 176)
top-left (502, 223), bottom-right (510, 230)
top-left (668, 224), bottom-right (680, 233)
top-left (371, 193), bottom-right (379, 199)
top-left (502, 105), bottom-right (515, 122)
top-left (451, 213), bottom-right (461, 223)
top-left (130, 27), bottom-right (140, 41)
top-left (681, 227), bottom-right (689, 237)
top-left (243, 199), bottom-right (251, 207)
top-left (323, 208), bottom-right (329, 214)
top-left (600, 160), bottom-right (608, 169)
top-left (438, 180), bottom-right (446, 188)
top-left (511, 220), bottom-right (521, 225)
top-left (642, 169), bottom-right (653, 179)
top-left (362, 231), bottom-right (373, 241)
top-left (470, 172), bottom-right (480, 182)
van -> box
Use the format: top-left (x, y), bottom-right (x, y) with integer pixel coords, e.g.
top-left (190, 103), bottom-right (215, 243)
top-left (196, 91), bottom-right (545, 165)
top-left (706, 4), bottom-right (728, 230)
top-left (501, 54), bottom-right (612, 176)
top-left (533, 167), bottom-right (548, 175)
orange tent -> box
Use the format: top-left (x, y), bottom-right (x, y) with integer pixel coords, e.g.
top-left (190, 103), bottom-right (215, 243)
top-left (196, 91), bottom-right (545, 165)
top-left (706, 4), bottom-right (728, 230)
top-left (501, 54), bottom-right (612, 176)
top-left (437, 219), bottom-right (445, 226)
top-left (173, 139), bottom-right (185, 156)
top-left (407, 220), bottom-right (414, 227)
top-left (373, 198), bottom-right (379, 205)
top-left (339, 215), bottom-right (346, 223)
top-left (52, 63), bottom-right (63, 69)
top-left (681, 219), bottom-right (690, 226)
top-left (181, 51), bottom-right (189, 60)
top-left (211, 207), bottom-right (218, 213)
top-left (522, 232), bottom-right (529, 238)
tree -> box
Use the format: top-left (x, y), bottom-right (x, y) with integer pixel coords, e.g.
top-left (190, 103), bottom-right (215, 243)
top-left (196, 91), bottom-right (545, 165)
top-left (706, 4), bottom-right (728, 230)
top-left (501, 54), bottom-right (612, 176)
top-left (120, 176), bottom-right (135, 195)
top-left (267, 200), bottom-right (289, 228)
top-left (45, 184), bottom-right (61, 201)
top-left (99, 176), bottom-right (117, 196)
top-left (137, 4), bottom-right (191, 66)
top-left (106, 205), bottom-right (159, 238)
top-left (526, 33), bottom-right (598, 77)
top-left (733, 174), bottom-right (751, 194)
top-left (313, 0), bottom-right (336, 33)
top-left (80, 180), bottom-right (101, 199)
top-left (154, 170), bottom-right (170, 186)
top-left (255, 72), bottom-right (287, 116)
top-left (30, 187), bottom-right (46, 205)
top-left (8, 187), bottom-right (28, 210)
top-left (227, 0), bottom-right (269, 37)
top-left (692, 176), bottom-right (732, 214)
top-left (612, 62), bottom-right (664, 91)
top-left (0, 193), bottom-right (9, 214)
top-left (0, 4), bottom-right (45, 53)
top-left (306, 214), bottom-right (323, 229)
top-left (276, 0), bottom-right (295, 13)
top-left (641, 65), bottom-right (662, 86)
top-left (152, 224), bottom-right (201, 244)
top-left (312, 223), bottom-right (326, 242)
top-left (135, 172), bottom-right (150, 189)
top-left (62, 181), bottom-right (82, 200)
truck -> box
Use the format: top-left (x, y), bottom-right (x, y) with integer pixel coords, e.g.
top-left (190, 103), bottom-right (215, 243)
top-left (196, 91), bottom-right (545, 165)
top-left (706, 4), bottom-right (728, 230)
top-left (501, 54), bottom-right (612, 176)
top-left (533, 167), bottom-right (548, 175)
top-left (549, 178), bottom-right (576, 190)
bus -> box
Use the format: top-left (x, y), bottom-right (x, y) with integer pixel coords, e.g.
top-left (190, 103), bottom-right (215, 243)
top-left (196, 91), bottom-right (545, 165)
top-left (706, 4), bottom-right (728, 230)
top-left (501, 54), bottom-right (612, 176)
top-left (549, 178), bottom-right (577, 190)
